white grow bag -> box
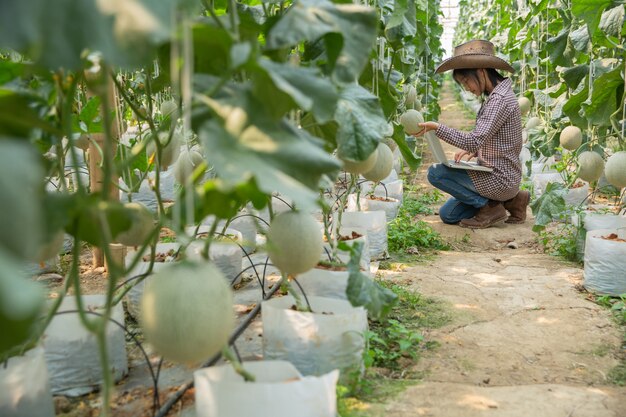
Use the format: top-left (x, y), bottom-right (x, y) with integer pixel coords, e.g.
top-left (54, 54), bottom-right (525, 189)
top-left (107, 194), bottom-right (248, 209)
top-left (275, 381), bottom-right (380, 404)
top-left (0, 347), bottom-right (55, 417)
top-left (322, 227), bottom-right (370, 271)
top-left (262, 296), bottom-right (367, 380)
top-left (194, 361), bottom-right (338, 417)
top-left (583, 228), bottom-right (626, 296)
top-left (44, 295), bottom-right (128, 396)
top-left (347, 194), bottom-right (400, 222)
top-left (360, 179), bottom-right (404, 202)
top-left (335, 211), bottom-right (387, 259)
top-left (186, 228), bottom-right (243, 285)
top-left (294, 268), bottom-right (351, 300)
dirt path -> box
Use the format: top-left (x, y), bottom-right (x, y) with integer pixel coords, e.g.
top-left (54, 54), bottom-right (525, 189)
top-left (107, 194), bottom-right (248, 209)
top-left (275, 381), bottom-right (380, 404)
top-left (383, 82), bottom-right (626, 416)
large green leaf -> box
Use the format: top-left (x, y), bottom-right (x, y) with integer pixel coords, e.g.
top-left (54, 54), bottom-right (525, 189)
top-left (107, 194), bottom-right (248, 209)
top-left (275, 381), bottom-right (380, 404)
top-left (334, 84), bottom-right (387, 162)
top-left (571, 0), bottom-right (613, 35)
top-left (390, 123), bottom-right (421, 170)
top-left (193, 20), bottom-right (234, 75)
top-left (530, 182), bottom-right (567, 231)
top-left (266, 0), bottom-right (378, 83)
top-left (0, 90), bottom-right (60, 137)
top-left (255, 58), bottom-right (339, 123)
top-left (599, 5), bottom-right (625, 37)
top-left (568, 25), bottom-right (590, 52)
top-left (383, 0), bottom-right (418, 51)
top-left (562, 64), bottom-right (589, 90)
top-left (582, 66), bottom-right (624, 127)
top-left (562, 83), bottom-right (589, 127)
top-left (0, 0), bottom-right (191, 69)
top-left (545, 29), bottom-right (574, 67)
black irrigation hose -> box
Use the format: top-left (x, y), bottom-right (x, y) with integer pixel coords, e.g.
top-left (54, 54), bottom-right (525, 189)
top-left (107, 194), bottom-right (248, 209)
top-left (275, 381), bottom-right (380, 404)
top-left (153, 281), bottom-right (282, 417)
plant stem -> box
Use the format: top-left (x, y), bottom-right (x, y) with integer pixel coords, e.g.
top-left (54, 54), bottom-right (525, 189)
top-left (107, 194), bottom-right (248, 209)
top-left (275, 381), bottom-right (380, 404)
top-left (222, 346), bottom-right (256, 381)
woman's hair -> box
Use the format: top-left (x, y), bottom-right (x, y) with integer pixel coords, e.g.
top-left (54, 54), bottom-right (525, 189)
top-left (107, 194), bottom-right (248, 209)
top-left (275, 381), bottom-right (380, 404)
top-left (452, 68), bottom-right (505, 95)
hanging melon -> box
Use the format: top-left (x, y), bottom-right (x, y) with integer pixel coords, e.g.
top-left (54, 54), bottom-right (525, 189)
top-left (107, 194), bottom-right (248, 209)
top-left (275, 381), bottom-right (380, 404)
top-left (140, 261), bottom-right (234, 365)
top-left (267, 211), bottom-right (323, 276)
top-left (362, 142), bottom-right (394, 182)
top-left (399, 109), bottom-right (424, 134)
top-left (559, 126), bottom-right (582, 151)
top-left (577, 151), bottom-right (605, 183)
top-left (340, 150), bottom-right (378, 175)
top-left (518, 97), bottom-right (531, 116)
top-left (174, 148), bottom-right (205, 184)
top-left (115, 202), bottom-right (155, 247)
top-left (404, 85), bottom-right (417, 107)
top-left (160, 99), bottom-right (178, 120)
top-left (526, 116), bottom-right (542, 129)
top-left (605, 151), bottom-right (626, 188)
top-left (146, 131), bottom-right (181, 170)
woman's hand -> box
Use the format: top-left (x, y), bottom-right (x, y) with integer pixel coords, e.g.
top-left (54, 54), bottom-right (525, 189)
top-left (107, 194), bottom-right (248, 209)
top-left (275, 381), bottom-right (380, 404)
top-left (454, 149), bottom-right (476, 162)
top-left (413, 121), bottom-right (439, 137)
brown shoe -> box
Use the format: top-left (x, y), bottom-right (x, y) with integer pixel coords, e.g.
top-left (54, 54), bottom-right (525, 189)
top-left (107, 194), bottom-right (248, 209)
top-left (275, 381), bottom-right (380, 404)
top-left (459, 200), bottom-right (508, 229)
top-left (503, 190), bottom-right (530, 224)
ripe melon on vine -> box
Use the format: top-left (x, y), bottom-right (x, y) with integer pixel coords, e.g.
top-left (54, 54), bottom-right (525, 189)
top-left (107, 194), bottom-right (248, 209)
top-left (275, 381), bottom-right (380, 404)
top-left (559, 126), bottom-right (582, 151)
top-left (605, 151), bottom-right (626, 188)
top-left (174, 149), bottom-right (204, 184)
top-left (362, 142), bottom-right (394, 182)
top-left (526, 116), bottom-right (542, 129)
top-left (576, 151), bottom-right (605, 182)
top-left (404, 85), bottom-right (417, 107)
top-left (267, 211), bottom-right (323, 276)
top-left (146, 131), bottom-right (181, 170)
top-left (160, 99), bottom-right (178, 120)
top-left (518, 97), bottom-right (531, 116)
top-left (399, 109), bottom-right (424, 134)
top-left (140, 261), bottom-right (234, 364)
top-left (115, 202), bottom-right (154, 247)
top-left (340, 150), bottom-right (378, 175)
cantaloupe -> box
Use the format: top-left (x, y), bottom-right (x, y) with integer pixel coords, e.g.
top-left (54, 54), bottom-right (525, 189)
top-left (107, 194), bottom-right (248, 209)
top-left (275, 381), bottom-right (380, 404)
top-left (605, 151), bottom-right (626, 188)
top-left (146, 131), bottom-right (181, 170)
top-left (559, 126), bottom-right (582, 151)
top-left (362, 142), bottom-right (394, 182)
top-left (115, 202), bottom-right (155, 247)
top-left (160, 99), bottom-right (178, 120)
top-left (577, 151), bottom-right (605, 183)
top-left (267, 211), bottom-right (323, 276)
top-left (399, 109), bottom-right (424, 134)
top-left (404, 85), bottom-right (417, 107)
top-left (140, 261), bottom-right (234, 364)
top-left (526, 116), bottom-right (542, 129)
top-left (340, 150), bottom-right (378, 175)
top-left (75, 134), bottom-right (90, 151)
top-left (518, 97), bottom-right (531, 116)
top-left (174, 149), bottom-right (205, 184)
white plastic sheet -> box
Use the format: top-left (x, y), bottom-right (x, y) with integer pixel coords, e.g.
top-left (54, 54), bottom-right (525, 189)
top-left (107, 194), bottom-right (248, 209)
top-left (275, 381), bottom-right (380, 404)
top-left (360, 179), bottom-right (404, 202)
top-left (262, 296), bottom-right (367, 380)
top-left (321, 227), bottom-right (370, 271)
top-left (294, 269), bottom-right (350, 300)
top-left (0, 347), bottom-right (55, 417)
top-left (346, 194), bottom-right (400, 222)
top-left (194, 361), bottom-right (338, 417)
top-left (335, 211), bottom-right (387, 259)
top-left (583, 228), bottom-right (626, 296)
top-left (44, 295), bottom-right (128, 396)
top-left (186, 228), bottom-right (243, 285)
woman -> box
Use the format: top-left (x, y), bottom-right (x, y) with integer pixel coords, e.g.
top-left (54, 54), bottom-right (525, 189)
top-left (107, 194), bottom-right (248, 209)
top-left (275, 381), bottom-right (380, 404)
top-left (414, 39), bottom-right (529, 229)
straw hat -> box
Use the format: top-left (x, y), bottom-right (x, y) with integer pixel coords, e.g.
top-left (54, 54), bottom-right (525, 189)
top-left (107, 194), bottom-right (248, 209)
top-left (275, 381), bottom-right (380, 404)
top-left (435, 40), bottom-right (514, 74)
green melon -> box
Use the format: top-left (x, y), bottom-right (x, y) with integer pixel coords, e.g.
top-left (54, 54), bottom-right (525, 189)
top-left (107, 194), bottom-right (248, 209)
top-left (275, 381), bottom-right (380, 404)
top-left (559, 126), bottom-right (582, 151)
top-left (340, 150), bottom-right (378, 175)
top-left (174, 149), bottom-right (205, 184)
top-left (160, 99), bottom-right (178, 120)
top-left (518, 97), bottom-right (531, 116)
top-left (140, 261), bottom-right (234, 364)
top-left (605, 151), bottom-right (626, 188)
top-left (267, 211), bottom-right (323, 276)
top-left (146, 131), bottom-right (181, 170)
top-left (526, 116), bottom-right (542, 129)
top-left (115, 202), bottom-right (155, 247)
top-left (577, 151), bottom-right (605, 183)
top-left (399, 110), bottom-right (424, 134)
top-left (362, 143), bottom-right (394, 182)
top-left (404, 85), bottom-right (417, 107)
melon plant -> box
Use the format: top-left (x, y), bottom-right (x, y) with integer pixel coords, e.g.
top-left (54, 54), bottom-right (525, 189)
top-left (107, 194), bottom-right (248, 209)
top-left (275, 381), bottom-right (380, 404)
top-left (140, 261), bottom-right (234, 364)
top-left (174, 148), bottom-right (204, 184)
top-left (340, 150), bottom-right (378, 175)
top-left (518, 97), bottom-right (531, 116)
top-left (146, 131), bottom-right (181, 170)
top-left (559, 126), bottom-right (582, 151)
top-left (576, 151), bottom-right (605, 183)
top-left (526, 116), bottom-right (542, 129)
top-left (267, 211), bottom-right (323, 276)
top-left (399, 109), bottom-right (424, 134)
top-left (362, 142), bottom-right (394, 182)
top-left (115, 202), bottom-right (154, 247)
top-left (605, 151), bottom-right (626, 188)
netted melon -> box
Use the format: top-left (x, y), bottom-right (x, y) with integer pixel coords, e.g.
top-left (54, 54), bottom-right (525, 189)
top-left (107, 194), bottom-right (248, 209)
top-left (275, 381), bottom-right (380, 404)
top-left (399, 109), bottom-right (424, 134)
top-left (518, 97), bottom-right (531, 116)
top-left (526, 116), bottom-right (542, 129)
top-left (559, 126), bottom-right (582, 151)
top-left (174, 149), bottom-right (204, 184)
top-left (146, 131), bottom-right (181, 170)
top-left (115, 202), bottom-right (155, 247)
top-left (605, 151), bottom-right (626, 188)
top-left (140, 261), bottom-right (234, 365)
top-left (267, 211), bottom-right (323, 276)
top-left (340, 150), bottom-right (378, 175)
top-left (362, 143), bottom-right (394, 182)
top-left (577, 151), bottom-right (605, 183)
top-left (404, 85), bottom-right (417, 107)
top-left (160, 99), bottom-right (178, 119)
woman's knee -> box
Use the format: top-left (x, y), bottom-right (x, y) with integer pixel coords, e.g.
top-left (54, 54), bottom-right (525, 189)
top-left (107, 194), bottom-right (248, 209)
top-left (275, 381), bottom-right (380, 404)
top-left (427, 164), bottom-right (445, 186)
top-left (439, 203), bottom-right (459, 224)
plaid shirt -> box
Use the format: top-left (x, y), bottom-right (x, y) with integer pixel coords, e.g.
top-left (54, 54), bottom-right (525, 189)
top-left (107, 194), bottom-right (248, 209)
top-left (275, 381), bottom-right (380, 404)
top-left (436, 78), bottom-right (522, 201)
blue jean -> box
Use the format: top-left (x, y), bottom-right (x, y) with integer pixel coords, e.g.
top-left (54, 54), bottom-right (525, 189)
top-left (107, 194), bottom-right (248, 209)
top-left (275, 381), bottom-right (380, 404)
top-left (427, 164), bottom-right (489, 224)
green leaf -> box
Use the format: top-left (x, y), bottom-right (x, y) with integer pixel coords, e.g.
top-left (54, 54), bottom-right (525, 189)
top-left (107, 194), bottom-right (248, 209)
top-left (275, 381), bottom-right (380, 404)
top-left (334, 84), bottom-right (387, 161)
top-left (0, 248), bottom-right (45, 358)
top-left (568, 25), bottom-right (589, 52)
top-left (391, 123), bottom-right (421, 171)
top-left (545, 29), bottom-right (574, 67)
top-left (255, 58), bottom-right (339, 123)
top-left (583, 66), bottom-right (623, 127)
top-left (383, 0), bottom-right (417, 51)
top-left (0, 90), bottom-right (60, 137)
top-left (266, 0), bottom-right (378, 83)
top-left (530, 182), bottom-right (568, 231)
top-left (599, 5), bottom-right (625, 38)
top-left (193, 20), bottom-right (234, 75)
top-left (562, 64), bottom-right (589, 90)
top-left (64, 195), bottom-right (133, 247)
top-left (346, 241), bottom-right (398, 320)
top-left (562, 83), bottom-right (589, 127)
top-left (571, 0), bottom-right (613, 35)
top-left (0, 140), bottom-right (44, 261)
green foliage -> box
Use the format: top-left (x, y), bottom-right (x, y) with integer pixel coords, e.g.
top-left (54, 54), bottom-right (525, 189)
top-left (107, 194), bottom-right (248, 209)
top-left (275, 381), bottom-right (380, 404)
top-left (593, 293), bottom-right (626, 386)
top-left (537, 224), bottom-right (584, 263)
